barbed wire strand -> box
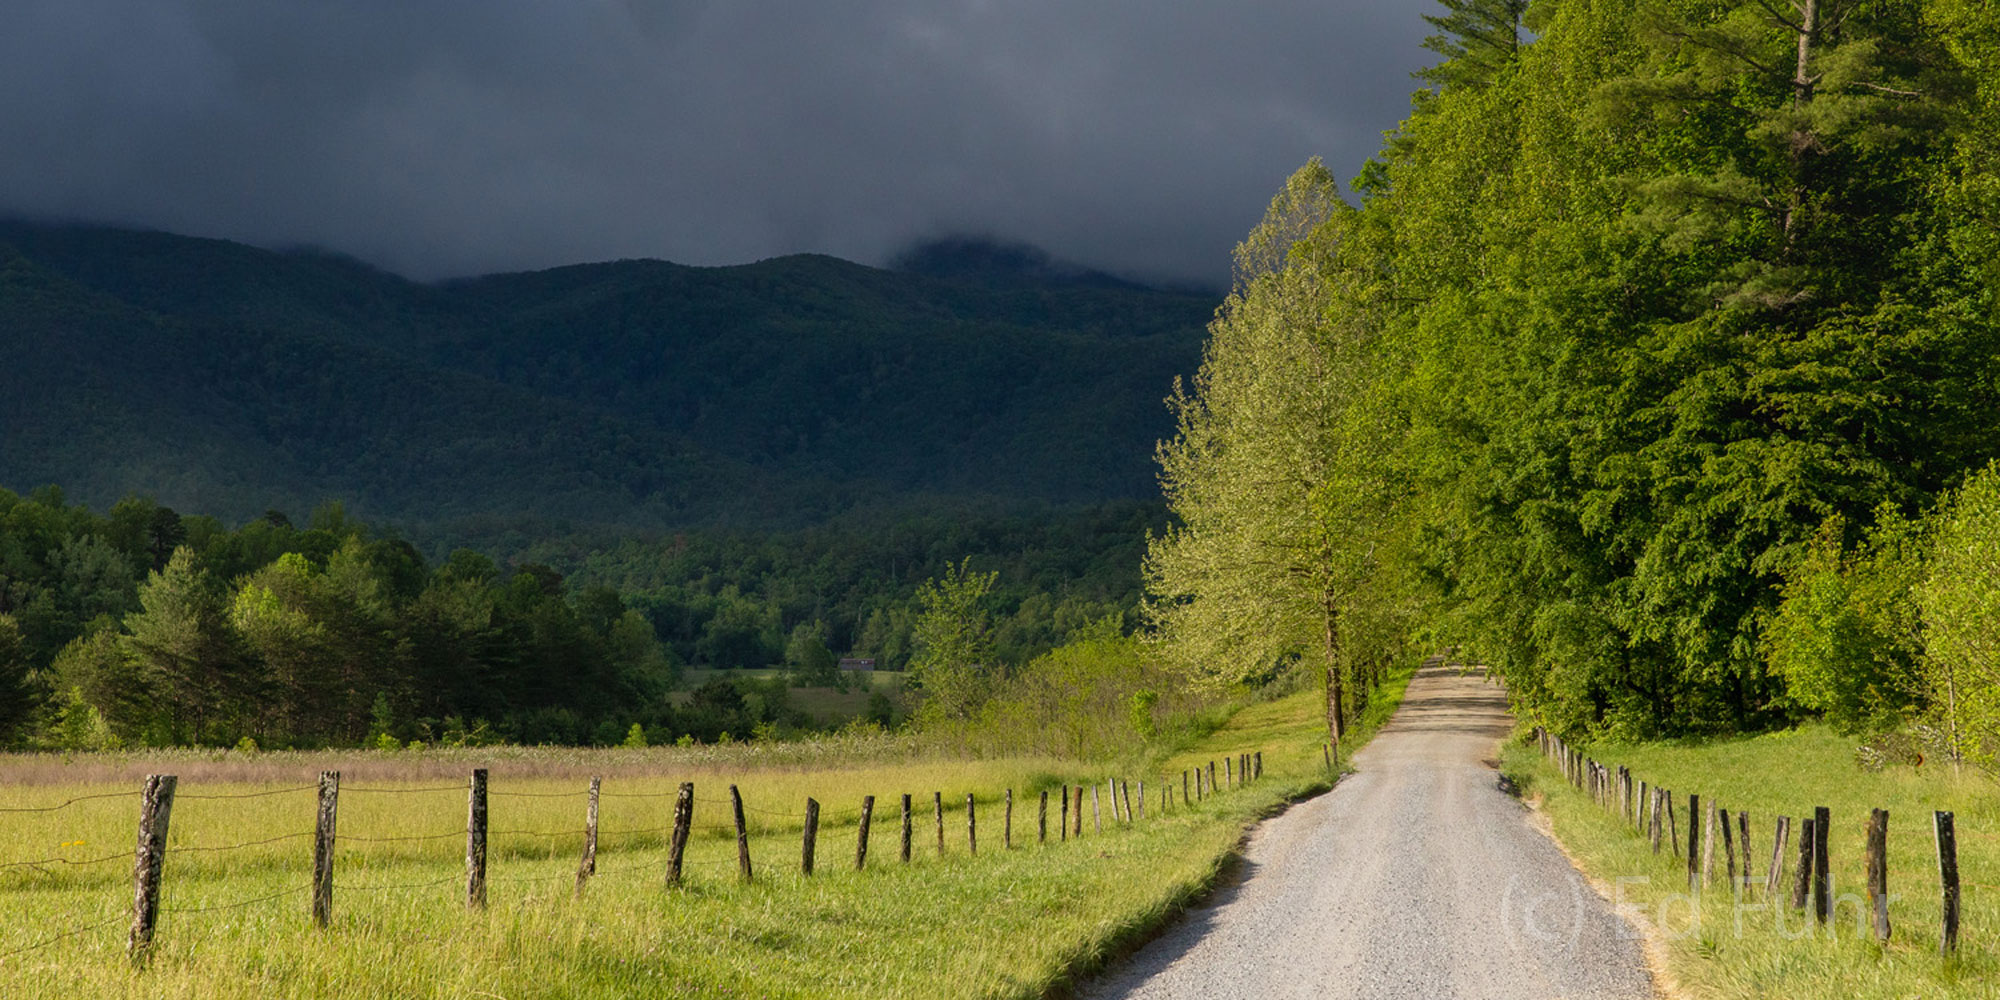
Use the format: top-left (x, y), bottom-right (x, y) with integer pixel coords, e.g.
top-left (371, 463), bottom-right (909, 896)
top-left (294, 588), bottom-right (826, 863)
top-left (342, 785), bottom-right (464, 794)
top-left (173, 832), bottom-right (315, 854)
top-left (180, 785), bottom-right (318, 800)
top-left (0, 850), bottom-right (128, 871)
top-left (336, 873), bottom-right (463, 893)
top-left (163, 885), bottom-right (310, 914)
top-left (0, 791), bottom-right (137, 814)
top-left (0, 912), bottom-right (125, 962)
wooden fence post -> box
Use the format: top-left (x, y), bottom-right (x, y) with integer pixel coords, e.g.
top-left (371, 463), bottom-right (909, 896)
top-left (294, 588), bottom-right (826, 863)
top-left (312, 770), bottom-right (340, 927)
top-left (127, 773), bottom-right (177, 963)
top-left (856, 795), bottom-right (874, 871)
top-left (1059, 786), bottom-right (1069, 842)
top-left (1638, 781), bottom-right (1650, 837)
top-left (901, 793), bottom-right (913, 863)
top-left (1650, 787), bottom-right (1664, 854)
top-left (1719, 808), bottom-right (1736, 895)
top-left (1184, 769), bottom-right (1191, 804)
top-left (1208, 761), bottom-right (1217, 794)
top-left (934, 792), bottom-right (945, 855)
top-left (802, 797), bottom-right (819, 876)
top-left (1812, 806), bottom-right (1831, 925)
top-left (1137, 780), bottom-right (1146, 821)
top-left (1936, 811), bottom-right (1960, 956)
top-left (730, 785), bottom-right (752, 882)
top-left (1004, 789), bottom-right (1014, 849)
top-left (466, 769), bottom-right (488, 909)
top-left (1121, 781), bottom-right (1133, 826)
top-left (1093, 784), bottom-right (1102, 834)
top-left (967, 793), bottom-right (977, 856)
top-left (1074, 787), bottom-right (1082, 837)
top-left (1865, 808), bottom-right (1890, 941)
top-left (1226, 757), bottom-right (1234, 789)
top-left (1791, 816), bottom-right (1814, 910)
top-left (667, 782), bottom-right (693, 887)
top-left (1687, 794), bottom-right (1702, 891)
top-left (574, 775), bottom-right (600, 898)
top-left (1665, 790), bottom-right (1679, 858)
top-left (1767, 816), bottom-right (1791, 899)
top-left (1736, 811), bottom-right (1751, 895)
top-left (1700, 799), bottom-right (1718, 891)
top-left (1254, 751), bottom-right (1263, 780)
top-left (1038, 790), bottom-right (1048, 844)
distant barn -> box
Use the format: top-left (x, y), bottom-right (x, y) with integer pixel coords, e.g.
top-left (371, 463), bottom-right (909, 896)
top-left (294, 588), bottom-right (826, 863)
top-left (838, 658), bottom-right (876, 672)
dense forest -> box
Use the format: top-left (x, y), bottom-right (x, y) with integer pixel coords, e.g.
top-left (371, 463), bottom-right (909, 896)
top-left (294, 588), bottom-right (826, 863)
top-left (1148, 0), bottom-right (2000, 764)
top-left (0, 487), bottom-right (1162, 750)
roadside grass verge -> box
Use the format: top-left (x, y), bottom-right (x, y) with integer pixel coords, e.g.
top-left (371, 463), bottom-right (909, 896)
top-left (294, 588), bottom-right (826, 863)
top-left (1504, 726), bottom-right (2000, 999)
top-left (0, 668), bottom-right (1413, 999)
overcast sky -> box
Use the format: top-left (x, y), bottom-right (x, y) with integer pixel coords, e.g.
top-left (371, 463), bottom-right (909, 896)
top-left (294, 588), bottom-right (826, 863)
top-left (3, 1), bottom-right (1434, 286)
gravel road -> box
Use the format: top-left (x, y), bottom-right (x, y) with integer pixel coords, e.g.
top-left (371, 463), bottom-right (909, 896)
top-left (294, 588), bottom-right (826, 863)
top-left (1082, 663), bottom-right (1656, 1000)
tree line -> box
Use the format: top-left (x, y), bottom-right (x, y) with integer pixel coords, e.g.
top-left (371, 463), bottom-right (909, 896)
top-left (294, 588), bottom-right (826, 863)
top-left (0, 487), bottom-right (1169, 751)
top-left (1146, 0), bottom-right (2000, 765)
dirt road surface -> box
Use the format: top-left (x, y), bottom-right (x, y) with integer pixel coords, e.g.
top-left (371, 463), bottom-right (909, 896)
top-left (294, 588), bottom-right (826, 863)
top-left (1083, 663), bottom-right (1655, 1000)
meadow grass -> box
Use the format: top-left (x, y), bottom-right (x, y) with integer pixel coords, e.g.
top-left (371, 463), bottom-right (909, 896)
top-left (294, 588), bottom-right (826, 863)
top-left (0, 669), bottom-right (1410, 999)
top-left (1505, 726), bottom-right (2000, 999)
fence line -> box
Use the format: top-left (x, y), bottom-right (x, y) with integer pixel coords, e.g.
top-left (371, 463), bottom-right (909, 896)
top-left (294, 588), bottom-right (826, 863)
top-left (1533, 727), bottom-right (1966, 956)
top-left (0, 749), bottom-right (1270, 966)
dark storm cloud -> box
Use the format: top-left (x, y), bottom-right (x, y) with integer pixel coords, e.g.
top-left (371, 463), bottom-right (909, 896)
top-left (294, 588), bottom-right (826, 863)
top-left (0, 1), bottom-right (1433, 284)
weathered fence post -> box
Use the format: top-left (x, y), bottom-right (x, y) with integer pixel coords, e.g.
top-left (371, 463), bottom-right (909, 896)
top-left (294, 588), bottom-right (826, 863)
top-left (1226, 757), bottom-right (1234, 789)
top-left (1936, 811), bottom-right (1960, 956)
top-left (1073, 786), bottom-right (1082, 837)
top-left (574, 775), bottom-right (600, 898)
top-left (1038, 790), bottom-right (1048, 844)
top-left (1650, 787), bottom-right (1664, 854)
top-left (1700, 799), bottom-right (1718, 891)
top-left (967, 793), bottom-right (977, 856)
top-left (1719, 808), bottom-right (1736, 895)
top-left (1137, 780), bottom-right (1146, 821)
top-left (1865, 808), bottom-right (1890, 941)
top-left (466, 769), bottom-right (489, 908)
top-left (1093, 784), bottom-right (1103, 834)
top-left (127, 773), bottom-right (177, 963)
top-left (1791, 816), bottom-right (1814, 911)
top-left (1254, 751), bottom-right (1263, 780)
top-left (1665, 790), bottom-right (1679, 858)
top-left (1184, 769), bottom-right (1191, 804)
top-left (1736, 811), bottom-right (1751, 895)
top-left (1059, 787), bottom-right (1069, 842)
top-left (730, 785), bottom-right (752, 882)
top-left (802, 797), bottom-right (819, 876)
top-left (1208, 761), bottom-right (1217, 794)
top-left (667, 781), bottom-right (693, 887)
top-left (1812, 806), bottom-right (1831, 925)
top-left (1004, 789), bottom-right (1014, 849)
top-left (1638, 780), bottom-right (1650, 837)
top-left (1121, 781), bottom-right (1133, 826)
top-left (1767, 816), bottom-right (1791, 899)
top-left (1687, 794), bottom-right (1702, 891)
top-left (856, 795), bottom-right (874, 870)
top-left (934, 792), bottom-right (945, 855)
top-left (312, 770), bottom-right (339, 926)
top-left (901, 793), bottom-right (913, 863)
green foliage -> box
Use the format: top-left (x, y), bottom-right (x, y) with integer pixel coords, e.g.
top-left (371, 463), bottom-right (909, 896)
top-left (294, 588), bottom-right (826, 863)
top-left (1919, 461), bottom-right (2000, 771)
top-left (1764, 512), bottom-right (1926, 733)
top-left (908, 559), bottom-right (998, 721)
top-left (1158, 0), bottom-right (2000, 743)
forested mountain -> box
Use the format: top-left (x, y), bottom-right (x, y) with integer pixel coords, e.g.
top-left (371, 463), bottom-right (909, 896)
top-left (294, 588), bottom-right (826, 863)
top-left (1148, 0), bottom-right (2000, 752)
top-left (0, 221), bottom-right (1214, 535)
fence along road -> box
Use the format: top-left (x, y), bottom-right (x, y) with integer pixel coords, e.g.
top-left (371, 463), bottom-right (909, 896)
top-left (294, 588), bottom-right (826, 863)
top-left (1084, 661), bottom-right (1654, 1000)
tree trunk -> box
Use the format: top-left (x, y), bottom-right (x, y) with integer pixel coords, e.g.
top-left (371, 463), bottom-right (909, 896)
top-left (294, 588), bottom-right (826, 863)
top-left (1323, 597), bottom-right (1346, 748)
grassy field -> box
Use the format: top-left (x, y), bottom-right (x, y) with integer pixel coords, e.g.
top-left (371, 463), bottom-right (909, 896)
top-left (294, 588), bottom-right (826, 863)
top-left (674, 668), bottom-right (901, 726)
top-left (0, 669), bottom-right (1411, 999)
top-left (1506, 726), bottom-right (2000, 999)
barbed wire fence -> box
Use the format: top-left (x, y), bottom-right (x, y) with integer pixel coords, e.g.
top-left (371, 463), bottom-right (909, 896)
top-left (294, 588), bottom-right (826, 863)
top-left (0, 748), bottom-right (1268, 967)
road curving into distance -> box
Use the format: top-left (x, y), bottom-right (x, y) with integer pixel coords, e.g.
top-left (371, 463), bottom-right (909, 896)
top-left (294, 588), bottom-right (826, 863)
top-left (1083, 662), bottom-right (1656, 1000)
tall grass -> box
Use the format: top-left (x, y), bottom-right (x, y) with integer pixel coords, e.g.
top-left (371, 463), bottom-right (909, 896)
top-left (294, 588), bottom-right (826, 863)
top-left (1507, 726), bottom-right (2000, 999)
top-left (0, 668), bottom-right (1413, 999)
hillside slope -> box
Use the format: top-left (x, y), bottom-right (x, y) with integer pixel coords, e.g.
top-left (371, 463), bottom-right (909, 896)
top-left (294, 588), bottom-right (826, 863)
top-left (0, 222), bottom-right (1213, 533)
